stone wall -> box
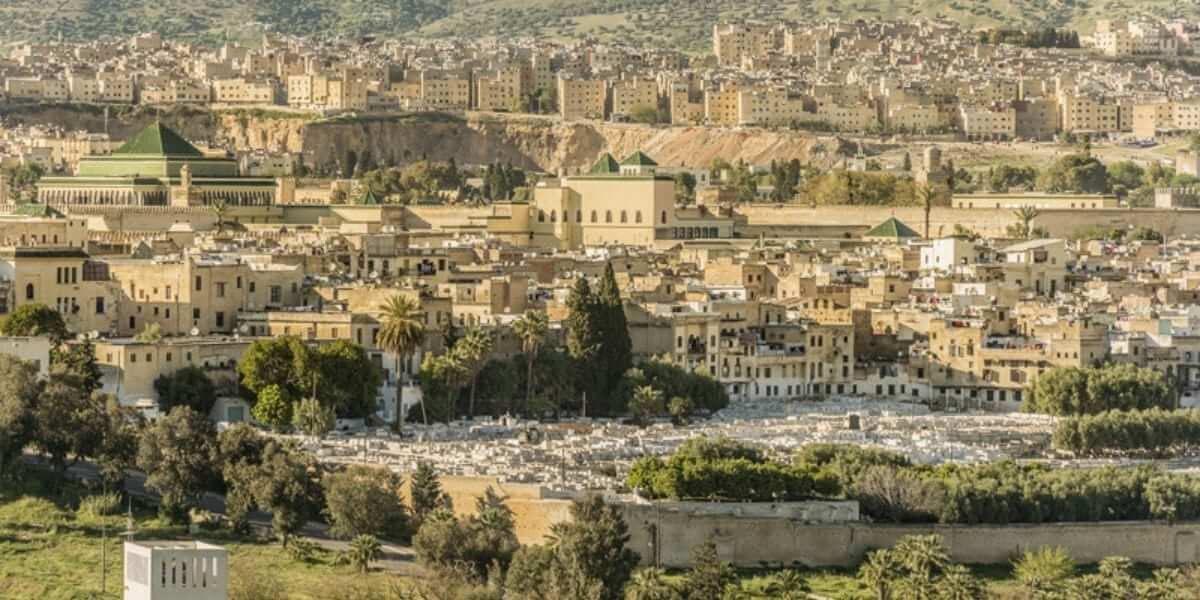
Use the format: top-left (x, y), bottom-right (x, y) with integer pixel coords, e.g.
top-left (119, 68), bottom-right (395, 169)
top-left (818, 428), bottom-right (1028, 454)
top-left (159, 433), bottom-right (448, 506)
top-left (427, 475), bottom-right (1200, 567)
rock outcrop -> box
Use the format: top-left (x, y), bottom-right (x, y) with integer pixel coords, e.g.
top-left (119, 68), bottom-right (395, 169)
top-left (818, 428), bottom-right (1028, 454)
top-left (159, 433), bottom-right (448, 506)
top-left (0, 104), bottom-right (847, 174)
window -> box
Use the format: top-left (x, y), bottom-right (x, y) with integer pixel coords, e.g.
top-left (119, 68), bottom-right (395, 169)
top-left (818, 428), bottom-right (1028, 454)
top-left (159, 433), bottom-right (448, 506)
top-left (236, 276), bottom-right (242, 289)
top-left (550, 210), bottom-right (557, 222)
top-left (537, 210), bottom-right (545, 223)
top-left (576, 210), bottom-right (582, 222)
top-left (620, 210), bottom-right (628, 223)
top-left (95, 297), bottom-right (105, 314)
top-left (635, 211), bottom-right (643, 223)
top-left (25, 283), bottom-right (33, 300)
top-left (216, 282), bottom-right (226, 298)
top-left (661, 210), bottom-right (667, 224)
top-left (128, 316), bottom-right (135, 329)
top-left (215, 312), bottom-right (225, 328)
top-left (194, 276), bottom-right (202, 291)
top-left (606, 210), bottom-right (613, 223)
top-left (590, 210), bottom-right (597, 223)
top-left (270, 286), bottom-right (282, 304)
top-left (193, 308), bottom-right (200, 320)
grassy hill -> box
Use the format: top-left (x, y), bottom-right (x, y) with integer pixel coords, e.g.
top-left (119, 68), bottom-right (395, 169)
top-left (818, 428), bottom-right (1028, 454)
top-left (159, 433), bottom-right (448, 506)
top-left (0, 0), bottom-right (1197, 51)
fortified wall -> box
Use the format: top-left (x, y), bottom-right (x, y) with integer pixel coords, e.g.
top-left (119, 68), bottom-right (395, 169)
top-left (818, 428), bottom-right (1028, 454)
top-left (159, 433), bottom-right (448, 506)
top-left (424, 474), bottom-right (1200, 568)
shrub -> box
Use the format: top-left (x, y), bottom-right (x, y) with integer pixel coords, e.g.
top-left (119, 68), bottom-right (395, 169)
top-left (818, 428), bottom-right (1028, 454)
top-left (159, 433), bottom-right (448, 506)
top-left (77, 491), bottom-right (122, 519)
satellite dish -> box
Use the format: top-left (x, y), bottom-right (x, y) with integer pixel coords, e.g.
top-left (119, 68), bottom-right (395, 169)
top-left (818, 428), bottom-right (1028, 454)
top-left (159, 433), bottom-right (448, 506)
top-left (239, 324), bottom-right (250, 334)
top-left (189, 327), bottom-right (200, 336)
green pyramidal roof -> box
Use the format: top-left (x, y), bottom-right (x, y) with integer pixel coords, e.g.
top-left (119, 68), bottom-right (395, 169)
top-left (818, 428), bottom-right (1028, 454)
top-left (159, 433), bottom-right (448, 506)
top-left (589, 153), bottom-right (620, 174)
top-left (115, 121), bottom-right (203, 156)
top-left (357, 187), bottom-right (383, 205)
top-left (865, 217), bottom-right (921, 239)
top-left (620, 150), bottom-right (657, 167)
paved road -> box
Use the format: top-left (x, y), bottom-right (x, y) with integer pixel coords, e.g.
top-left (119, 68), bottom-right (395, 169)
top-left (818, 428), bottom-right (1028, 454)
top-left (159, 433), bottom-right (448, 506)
top-left (23, 455), bottom-right (424, 576)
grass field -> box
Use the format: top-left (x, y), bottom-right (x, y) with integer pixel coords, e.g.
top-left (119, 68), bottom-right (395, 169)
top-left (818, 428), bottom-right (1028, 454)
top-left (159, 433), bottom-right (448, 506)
top-left (0, 473), bottom-right (1176, 599)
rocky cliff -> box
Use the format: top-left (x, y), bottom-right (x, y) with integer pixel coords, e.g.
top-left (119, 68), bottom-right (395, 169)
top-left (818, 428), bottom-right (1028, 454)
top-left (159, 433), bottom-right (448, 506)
top-left (0, 104), bottom-right (848, 174)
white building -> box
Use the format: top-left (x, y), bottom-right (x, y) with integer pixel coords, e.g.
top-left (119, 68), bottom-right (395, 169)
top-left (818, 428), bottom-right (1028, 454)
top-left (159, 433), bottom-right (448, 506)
top-left (124, 541), bottom-right (227, 600)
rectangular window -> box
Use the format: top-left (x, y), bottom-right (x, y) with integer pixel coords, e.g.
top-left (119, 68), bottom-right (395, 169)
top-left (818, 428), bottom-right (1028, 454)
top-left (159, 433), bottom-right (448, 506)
top-left (193, 308), bottom-right (200, 320)
top-left (195, 276), bottom-right (202, 291)
top-left (270, 286), bottom-right (282, 304)
top-left (216, 282), bottom-right (226, 298)
top-left (95, 297), bottom-right (105, 314)
top-left (216, 312), bottom-right (225, 328)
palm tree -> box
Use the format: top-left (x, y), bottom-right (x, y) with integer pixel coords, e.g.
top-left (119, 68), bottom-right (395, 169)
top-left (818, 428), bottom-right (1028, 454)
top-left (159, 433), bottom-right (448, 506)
top-left (859, 548), bottom-right (902, 600)
top-left (347, 534), bottom-right (381, 574)
top-left (895, 534), bottom-right (949, 582)
top-left (764, 570), bottom-right (810, 600)
top-left (934, 565), bottom-right (984, 600)
top-left (1013, 546), bottom-right (1074, 597)
top-left (630, 385), bottom-right (664, 424)
top-left (511, 310), bottom-right (548, 416)
top-left (457, 326), bottom-right (494, 420)
top-left (1012, 205), bottom-right (1042, 239)
top-left (917, 183), bottom-right (937, 239)
top-left (624, 567), bottom-right (679, 600)
top-left (377, 295), bottom-right (427, 427)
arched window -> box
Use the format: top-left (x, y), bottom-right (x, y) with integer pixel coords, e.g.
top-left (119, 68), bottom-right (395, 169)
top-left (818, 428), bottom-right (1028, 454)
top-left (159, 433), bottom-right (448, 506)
top-left (606, 210), bottom-right (613, 223)
top-left (660, 210), bottom-right (667, 224)
top-left (538, 210), bottom-right (545, 223)
top-left (590, 210), bottom-right (598, 223)
top-left (620, 210), bottom-right (628, 223)
top-left (24, 283), bottom-right (33, 300)
top-left (635, 211), bottom-right (643, 223)
top-left (550, 210), bottom-right (557, 222)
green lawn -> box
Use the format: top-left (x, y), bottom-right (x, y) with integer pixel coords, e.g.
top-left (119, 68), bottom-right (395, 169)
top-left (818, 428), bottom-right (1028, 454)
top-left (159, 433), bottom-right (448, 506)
top-left (0, 477), bottom-right (414, 600)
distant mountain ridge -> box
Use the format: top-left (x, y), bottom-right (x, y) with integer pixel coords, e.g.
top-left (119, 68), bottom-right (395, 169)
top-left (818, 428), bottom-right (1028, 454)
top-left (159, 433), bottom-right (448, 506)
top-left (0, 0), bottom-right (1196, 51)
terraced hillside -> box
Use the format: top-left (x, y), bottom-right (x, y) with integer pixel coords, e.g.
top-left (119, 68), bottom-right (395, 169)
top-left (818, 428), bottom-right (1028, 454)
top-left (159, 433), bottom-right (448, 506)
top-left (0, 0), bottom-right (1197, 51)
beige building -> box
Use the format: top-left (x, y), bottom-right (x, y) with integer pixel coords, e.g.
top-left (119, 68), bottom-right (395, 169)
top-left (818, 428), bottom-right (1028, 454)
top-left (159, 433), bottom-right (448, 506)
top-left (610, 78), bottom-right (658, 119)
top-left (420, 71), bottom-right (471, 109)
top-left (959, 104), bottom-right (1016, 139)
top-left (95, 336), bottom-right (250, 417)
top-left (953, 192), bottom-right (1118, 210)
top-left (1058, 93), bottom-right (1122, 133)
top-left (474, 67), bottom-right (524, 112)
top-left (1131, 100), bottom-right (1200, 139)
top-left (487, 151), bottom-right (732, 249)
top-left (557, 75), bottom-right (607, 121)
top-left (0, 246), bottom-right (121, 334)
top-left (212, 78), bottom-right (277, 104)
top-left (713, 23), bottom-right (777, 67)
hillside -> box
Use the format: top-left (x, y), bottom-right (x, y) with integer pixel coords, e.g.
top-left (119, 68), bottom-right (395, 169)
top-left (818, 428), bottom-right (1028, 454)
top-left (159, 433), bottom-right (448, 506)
top-left (0, 0), bottom-right (1197, 51)
top-left (0, 104), bottom-right (846, 173)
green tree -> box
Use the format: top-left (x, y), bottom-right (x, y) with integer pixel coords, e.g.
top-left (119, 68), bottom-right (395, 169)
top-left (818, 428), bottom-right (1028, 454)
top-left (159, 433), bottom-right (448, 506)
top-left (667, 396), bottom-right (694, 426)
top-left (409, 461), bottom-right (449, 531)
top-left (417, 351), bottom-right (466, 423)
top-left (859, 548), bottom-right (903, 600)
top-left (935, 565), bottom-right (984, 600)
top-left (313, 340), bottom-right (381, 419)
top-left (31, 372), bottom-right (107, 484)
top-left (216, 423), bottom-right (266, 534)
top-left (917, 183), bottom-right (937, 239)
top-left (0, 355), bottom-right (39, 481)
top-left (548, 495), bottom-right (639, 600)
top-left (628, 385), bottom-right (663, 424)
top-left (347, 534), bottom-right (382, 574)
top-left (1024, 364), bottom-right (1174, 415)
top-left (1013, 546), bottom-right (1075, 597)
top-left (456, 327), bottom-right (494, 419)
top-left (1037, 153), bottom-right (1108, 193)
top-left (512, 310), bottom-right (549, 415)
top-left (629, 104), bottom-right (659, 124)
top-left (253, 384), bottom-right (293, 432)
top-left (684, 539), bottom-right (736, 600)
top-left (137, 406), bottom-right (218, 523)
top-left (764, 570), bottom-right (810, 600)
top-left (154, 365), bottom-right (217, 416)
top-left (377, 295), bottom-right (427, 428)
top-left (292, 396), bottom-right (335, 439)
top-left (91, 395), bottom-right (141, 491)
top-left (673, 172), bottom-right (697, 205)
top-left (1, 303), bottom-right (67, 344)
top-left (52, 340), bottom-right (102, 394)
top-left (322, 464), bottom-right (408, 540)
top-left (1009, 205), bottom-right (1042, 239)
top-left (625, 568), bottom-right (680, 600)
top-left (596, 263), bottom-right (633, 412)
top-left (250, 441), bottom-right (322, 546)
top-left (238, 336), bottom-right (308, 402)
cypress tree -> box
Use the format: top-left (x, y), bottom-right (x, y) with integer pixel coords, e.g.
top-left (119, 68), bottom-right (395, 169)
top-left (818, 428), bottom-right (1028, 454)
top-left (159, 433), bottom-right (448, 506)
top-left (566, 277), bottom-right (603, 413)
top-left (596, 262), bottom-right (633, 411)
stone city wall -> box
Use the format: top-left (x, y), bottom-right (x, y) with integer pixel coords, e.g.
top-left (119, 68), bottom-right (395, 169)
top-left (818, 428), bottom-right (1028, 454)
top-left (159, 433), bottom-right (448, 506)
top-left (428, 475), bottom-right (1200, 567)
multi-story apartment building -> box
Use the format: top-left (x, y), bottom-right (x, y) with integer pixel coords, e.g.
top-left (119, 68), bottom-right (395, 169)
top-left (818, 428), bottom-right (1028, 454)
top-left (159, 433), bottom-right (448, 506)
top-left (712, 23), bottom-right (777, 67)
top-left (610, 77), bottom-right (658, 119)
top-left (557, 74), bottom-right (607, 121)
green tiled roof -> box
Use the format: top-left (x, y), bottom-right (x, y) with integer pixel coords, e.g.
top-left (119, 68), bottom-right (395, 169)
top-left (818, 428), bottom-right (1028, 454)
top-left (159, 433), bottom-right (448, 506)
top-left (589, 153), bottom-right (620, 174)
top-left (620, 150), bottom-right (657, 167)
top-left (114, 121), bottom-right (203, 156)
top-left (12, 203), bottom-right (63, 218)
top-left (357, 187), bottom-right (383, 205)
top-left (865, 217), bottom-right (921, 239)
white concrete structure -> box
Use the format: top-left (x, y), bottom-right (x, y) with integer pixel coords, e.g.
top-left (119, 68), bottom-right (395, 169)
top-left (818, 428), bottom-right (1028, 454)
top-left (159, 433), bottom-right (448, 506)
top-left (124, 541), bottom-right (227, 600)
top-left (0, 335), bottom-right (51, 377)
